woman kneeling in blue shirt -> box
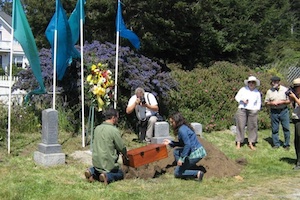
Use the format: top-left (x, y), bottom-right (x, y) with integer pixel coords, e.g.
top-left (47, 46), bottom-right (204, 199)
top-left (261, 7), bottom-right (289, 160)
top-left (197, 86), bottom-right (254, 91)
top-left (163, 112), bottom-right (207, 182)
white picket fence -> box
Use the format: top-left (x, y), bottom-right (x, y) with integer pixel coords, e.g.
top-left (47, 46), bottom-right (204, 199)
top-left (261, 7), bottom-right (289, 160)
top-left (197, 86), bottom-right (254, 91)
top-left (0, 76), bottom-right (26, 106)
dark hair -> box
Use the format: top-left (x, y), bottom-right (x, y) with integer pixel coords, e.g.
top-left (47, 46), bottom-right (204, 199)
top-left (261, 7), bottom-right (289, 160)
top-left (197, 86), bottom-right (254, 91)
top-left (103, 108), bottom-right (119, 120)
top-left (170, 112), bottom-right (194, 134)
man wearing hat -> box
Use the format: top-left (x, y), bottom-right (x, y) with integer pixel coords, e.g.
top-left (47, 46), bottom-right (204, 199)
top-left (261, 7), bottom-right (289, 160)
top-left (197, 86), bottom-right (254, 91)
top-left (265, 76), bottom-right (291, 150)
top-left (287, 78), bottom-right (300, 170)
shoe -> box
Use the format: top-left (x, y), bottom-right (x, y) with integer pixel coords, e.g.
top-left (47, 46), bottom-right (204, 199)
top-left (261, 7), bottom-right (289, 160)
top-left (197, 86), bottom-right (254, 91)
top-left (84, 169), bottom-right (95, 183)
top-left (283, 146), bottom-right (290, 151)
top-left (99, 173), bottom-right (108, 186)
top-left (293, 165), bottom-right (300, 170)
top-left (197, 171), bottom-right (204, 182)
top-left (272, 146), bottom-right (280, 149)
top-left (139, 139), bottom-right (151, 144)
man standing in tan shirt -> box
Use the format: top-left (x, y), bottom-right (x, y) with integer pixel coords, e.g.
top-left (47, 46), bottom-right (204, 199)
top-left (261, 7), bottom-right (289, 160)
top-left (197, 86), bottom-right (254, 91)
top-left (265, 76), bottom-right (291, 150)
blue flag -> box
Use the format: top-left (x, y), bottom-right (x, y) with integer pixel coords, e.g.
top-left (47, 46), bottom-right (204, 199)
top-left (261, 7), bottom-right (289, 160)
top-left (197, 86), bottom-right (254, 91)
top-left (68, 0), bottom-right (86, 46)
top-left (13, 0), bottom-right (46, 97)
top-left (45, 0), bottom-right (74, 80)
top-left (116, 1), bottom-right (140, 49)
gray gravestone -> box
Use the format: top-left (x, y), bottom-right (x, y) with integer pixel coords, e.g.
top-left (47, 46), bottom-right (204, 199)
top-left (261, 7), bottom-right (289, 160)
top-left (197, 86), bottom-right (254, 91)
top-left (34, 109), bottom-right (65, 166)
top-left (230, 125), bottom-right (237, 135)
top-left (191, 122), bottom-right (203, 138)
top-left (151, 121), bottom-right (173, 144)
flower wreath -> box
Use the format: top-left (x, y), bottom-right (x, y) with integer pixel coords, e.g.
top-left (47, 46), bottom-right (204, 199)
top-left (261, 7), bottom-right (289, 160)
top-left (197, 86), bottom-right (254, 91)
top-left (86, 62), bottom-right (114, 111)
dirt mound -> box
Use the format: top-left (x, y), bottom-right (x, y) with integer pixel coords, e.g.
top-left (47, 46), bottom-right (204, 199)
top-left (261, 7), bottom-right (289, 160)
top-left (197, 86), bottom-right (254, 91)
top-left (122, 137), bottom-right (243, 179)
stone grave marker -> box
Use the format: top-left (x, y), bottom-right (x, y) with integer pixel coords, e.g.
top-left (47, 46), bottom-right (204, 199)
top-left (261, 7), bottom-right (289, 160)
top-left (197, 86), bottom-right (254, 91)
top-left (191, 122), bottom-right (203, 138)
top-left (151, 121), bottom-right (173, 144)
top-left (34, 109), bottom-right (65, 166)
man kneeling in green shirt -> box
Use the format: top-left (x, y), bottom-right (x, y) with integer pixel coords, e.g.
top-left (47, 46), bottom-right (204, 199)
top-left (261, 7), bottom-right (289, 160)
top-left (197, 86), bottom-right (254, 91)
top-left (85, 108), bottom-right (128, 185)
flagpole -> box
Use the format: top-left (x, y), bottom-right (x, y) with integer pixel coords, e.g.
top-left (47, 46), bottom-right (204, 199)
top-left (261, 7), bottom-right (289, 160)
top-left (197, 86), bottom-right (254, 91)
top-left (8, 0), bottom-right (17, 154)
top-left (114, 31), bottom-right (120, 109)
top-left (8, 41), bottom-right (13, 154)
top-left (114, 0), bottom-right (121, 109)
top-left (52, 0), bottom-right (58, 110)
top-left (80, 0), bottom-right (85, 147)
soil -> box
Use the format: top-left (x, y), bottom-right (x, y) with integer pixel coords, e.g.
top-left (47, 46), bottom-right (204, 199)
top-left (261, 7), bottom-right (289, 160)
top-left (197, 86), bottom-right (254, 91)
top-left (71, 137), bottom-right (244, 180)
top-left (122, 137), bottom-right (243, 179)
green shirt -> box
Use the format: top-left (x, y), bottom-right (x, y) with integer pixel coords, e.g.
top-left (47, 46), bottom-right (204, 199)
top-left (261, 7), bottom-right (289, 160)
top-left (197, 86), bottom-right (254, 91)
top-left (92, 122), bottom-right (127, 173)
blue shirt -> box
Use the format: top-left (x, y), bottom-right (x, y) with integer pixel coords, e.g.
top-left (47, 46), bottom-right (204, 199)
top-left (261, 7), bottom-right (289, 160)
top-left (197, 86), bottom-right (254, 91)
top-left (169, 125), bottom-right (206, 162)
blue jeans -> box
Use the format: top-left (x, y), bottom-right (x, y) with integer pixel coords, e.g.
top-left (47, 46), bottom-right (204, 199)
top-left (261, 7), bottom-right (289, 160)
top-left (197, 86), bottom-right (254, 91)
top-left (271, 108), bottom-right (290, 147)
top-left (88, 167), bottom-right (124, 184)
top-left (173, 148), bottom-right (202, 179)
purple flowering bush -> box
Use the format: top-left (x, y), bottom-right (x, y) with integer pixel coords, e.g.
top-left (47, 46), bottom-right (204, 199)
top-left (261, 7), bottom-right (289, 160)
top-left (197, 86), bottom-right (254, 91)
top-left (13, 41), bottom-right (177, 132)
top-left (82, 41), bottom-right (177, 128)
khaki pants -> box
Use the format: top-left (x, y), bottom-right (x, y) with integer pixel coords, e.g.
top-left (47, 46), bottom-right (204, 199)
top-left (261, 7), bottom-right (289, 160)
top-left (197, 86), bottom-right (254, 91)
top-left (235, 108), bottom-right (258, 143)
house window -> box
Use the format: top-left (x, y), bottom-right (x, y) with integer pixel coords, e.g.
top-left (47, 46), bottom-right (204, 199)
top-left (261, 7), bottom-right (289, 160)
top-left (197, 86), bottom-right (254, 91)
top-left (14, 56), bottom-right (23, 68)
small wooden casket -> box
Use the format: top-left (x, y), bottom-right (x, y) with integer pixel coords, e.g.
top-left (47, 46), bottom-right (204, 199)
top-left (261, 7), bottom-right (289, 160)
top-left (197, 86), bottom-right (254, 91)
top-left (126, 144), bottom-right (168, 168)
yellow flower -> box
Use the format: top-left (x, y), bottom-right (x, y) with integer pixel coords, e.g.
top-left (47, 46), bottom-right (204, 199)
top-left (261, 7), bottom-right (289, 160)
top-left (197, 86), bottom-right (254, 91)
top-left (91, 64), bottom-right (97, 71)
top-left (86, 62), bottom-right (114, 111)
top-left (97, 95), bottom-right (104, 111)
top-left (87, 74), bottom-right (92, 82)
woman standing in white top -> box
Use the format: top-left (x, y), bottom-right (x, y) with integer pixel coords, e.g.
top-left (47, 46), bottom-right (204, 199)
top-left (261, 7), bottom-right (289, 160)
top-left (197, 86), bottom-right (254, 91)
top-left (234, 76), bottom-right (262, 150)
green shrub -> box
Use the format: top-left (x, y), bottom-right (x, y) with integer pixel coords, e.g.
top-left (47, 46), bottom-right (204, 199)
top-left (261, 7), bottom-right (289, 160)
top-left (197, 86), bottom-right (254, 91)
top-left (0, 67), bottom-right (5, 75)
top-left (10, 105), bottom-right (41, 133)
top-left (56, 104), bottom-right (79, 134)
top-left (0, 103), bottom-right (41, 148)
top-left (0, 104), bottom-right (7, 143)
top-left (168, 61), bottom-right (273, 132)
top-left (0, 64), bottom-right (22, 76)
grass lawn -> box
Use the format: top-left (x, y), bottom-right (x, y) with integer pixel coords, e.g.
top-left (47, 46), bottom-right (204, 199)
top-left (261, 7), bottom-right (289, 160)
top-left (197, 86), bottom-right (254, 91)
top-left (0, 127), bottom-right (300, 200)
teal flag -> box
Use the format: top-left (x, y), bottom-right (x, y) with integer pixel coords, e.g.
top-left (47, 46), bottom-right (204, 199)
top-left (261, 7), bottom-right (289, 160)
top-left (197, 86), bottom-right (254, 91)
top-left (116, 0), bottom-right (140, 49)
top-left (45, 0), bottom-right (75, 80)
top-left (68, 0), bottom-right (86, 46)
top-left (13, 0), bottom-right (46, 99)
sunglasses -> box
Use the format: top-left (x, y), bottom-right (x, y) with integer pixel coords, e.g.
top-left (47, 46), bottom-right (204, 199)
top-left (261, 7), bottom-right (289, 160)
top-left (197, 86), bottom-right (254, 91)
top-left (248, 81), bottom-right (256, 84)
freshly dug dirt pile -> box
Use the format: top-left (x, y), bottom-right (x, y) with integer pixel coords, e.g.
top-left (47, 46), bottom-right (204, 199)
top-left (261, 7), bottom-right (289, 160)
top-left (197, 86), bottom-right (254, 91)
top-left (122, 137), bottom-right (243, 179)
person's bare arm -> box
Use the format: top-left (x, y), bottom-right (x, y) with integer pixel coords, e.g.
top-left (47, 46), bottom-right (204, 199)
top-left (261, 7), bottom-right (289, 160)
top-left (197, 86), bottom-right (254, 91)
top-left (126, 102), bottom-right (136, 114)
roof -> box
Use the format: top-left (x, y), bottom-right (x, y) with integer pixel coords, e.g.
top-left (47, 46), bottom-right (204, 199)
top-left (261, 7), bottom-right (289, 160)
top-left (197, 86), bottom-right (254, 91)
top-left (0, 11), bottom-right (12, 26)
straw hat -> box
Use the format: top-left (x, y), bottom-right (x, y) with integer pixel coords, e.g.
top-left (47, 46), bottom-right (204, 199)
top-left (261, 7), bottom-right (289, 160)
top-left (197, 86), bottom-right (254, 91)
top-left (293, 78), bottom-right (300, 87)
top-left (244, 76), bottom-right (260, 86)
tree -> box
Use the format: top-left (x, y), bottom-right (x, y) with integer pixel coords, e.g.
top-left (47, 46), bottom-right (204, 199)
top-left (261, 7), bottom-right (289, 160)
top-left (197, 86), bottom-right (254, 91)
top-left (0, 0), bottom-right (12, 14)
top-left (0, 0), bottom-right (297, 69)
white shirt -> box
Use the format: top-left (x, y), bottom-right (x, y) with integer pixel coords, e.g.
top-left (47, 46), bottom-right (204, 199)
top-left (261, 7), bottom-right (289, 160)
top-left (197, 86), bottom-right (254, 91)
top-left (127, 92), bottom-right (158, 120)
top-left (235, 86), bottom-right (261, 111)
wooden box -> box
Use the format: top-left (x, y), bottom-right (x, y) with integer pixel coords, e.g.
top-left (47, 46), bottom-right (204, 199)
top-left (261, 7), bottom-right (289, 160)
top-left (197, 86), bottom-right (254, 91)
top-left (126, 144), bottom-right (168, 168)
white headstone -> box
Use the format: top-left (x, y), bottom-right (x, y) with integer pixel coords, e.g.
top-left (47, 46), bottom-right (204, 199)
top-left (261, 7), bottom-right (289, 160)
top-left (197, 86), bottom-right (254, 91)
top-left (191, 122), bottom-right (203, 137)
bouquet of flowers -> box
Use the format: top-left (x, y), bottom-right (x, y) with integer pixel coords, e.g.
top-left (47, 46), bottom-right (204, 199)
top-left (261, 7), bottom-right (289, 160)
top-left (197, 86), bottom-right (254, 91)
top-left (86, 62), bottom-right (114, 111)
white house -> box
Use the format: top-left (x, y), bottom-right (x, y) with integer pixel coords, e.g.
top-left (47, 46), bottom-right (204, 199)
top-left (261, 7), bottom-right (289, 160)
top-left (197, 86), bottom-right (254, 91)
top-left (0, 11), bottom-right (28, 72)
top-left (0, 11), bottom-right (29, 105)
